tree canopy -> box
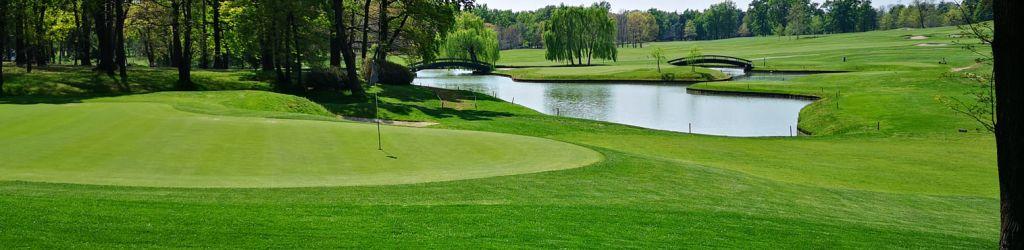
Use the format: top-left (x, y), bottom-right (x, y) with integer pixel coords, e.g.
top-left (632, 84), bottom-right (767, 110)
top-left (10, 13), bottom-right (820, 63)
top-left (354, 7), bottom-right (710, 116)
top-left (542, 5), bottom-right (617, 66)
top-left (442, 12), bottom-right (500, 64)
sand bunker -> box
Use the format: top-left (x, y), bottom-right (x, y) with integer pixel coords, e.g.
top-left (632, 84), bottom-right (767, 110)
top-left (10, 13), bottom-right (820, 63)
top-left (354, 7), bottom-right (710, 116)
top-left (915, 43), bottom-right (949, 47)
top-left (908, 35), bottom-right (929, 40)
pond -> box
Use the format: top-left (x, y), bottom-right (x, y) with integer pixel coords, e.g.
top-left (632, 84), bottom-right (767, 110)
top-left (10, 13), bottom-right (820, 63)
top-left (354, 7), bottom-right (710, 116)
top-left (413, 69), bottom-right (814, 137)
top-left (709, 67), bottom-right (815, 81)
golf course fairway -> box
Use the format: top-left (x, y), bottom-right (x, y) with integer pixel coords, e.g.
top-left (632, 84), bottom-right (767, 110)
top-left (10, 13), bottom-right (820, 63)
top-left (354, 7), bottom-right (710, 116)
top-left (0, 92), bottom-right (601, 188)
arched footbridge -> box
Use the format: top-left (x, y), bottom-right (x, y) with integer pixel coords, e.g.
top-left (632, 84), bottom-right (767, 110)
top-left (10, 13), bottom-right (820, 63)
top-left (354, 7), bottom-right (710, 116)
top-left (668, 55), bottom-right (755, 71)
top-left (409, 58), bottom-right (494, 73)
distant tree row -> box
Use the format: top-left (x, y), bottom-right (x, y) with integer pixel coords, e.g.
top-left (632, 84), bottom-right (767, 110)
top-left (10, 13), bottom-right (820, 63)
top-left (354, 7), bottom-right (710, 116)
top-left (469, 0), bottom-right (994, 50)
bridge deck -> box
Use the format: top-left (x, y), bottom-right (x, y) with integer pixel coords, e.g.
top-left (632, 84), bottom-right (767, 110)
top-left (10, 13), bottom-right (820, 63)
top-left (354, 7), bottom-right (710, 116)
top-left (409, 58), bottom-right (494, 73)
top-left (668, 55), bottom-right (754, 70)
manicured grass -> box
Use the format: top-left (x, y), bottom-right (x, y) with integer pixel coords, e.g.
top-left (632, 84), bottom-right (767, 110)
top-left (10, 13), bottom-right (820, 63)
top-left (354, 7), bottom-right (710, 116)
top-left (0, 91), bottom-right (600, 187)
top-left (0, 25), bottom-right (999, 247)
top-left (499, 28), bottom-right (970, 71)
top-left (497, 26), bottom-right (972, 81)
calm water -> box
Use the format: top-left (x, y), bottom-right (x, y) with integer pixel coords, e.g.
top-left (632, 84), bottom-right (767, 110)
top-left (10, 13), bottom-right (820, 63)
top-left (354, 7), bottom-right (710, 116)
top-left (710, 67), bottom-right (814, 81)
top-left (414, 69), bottom-right (813, 137)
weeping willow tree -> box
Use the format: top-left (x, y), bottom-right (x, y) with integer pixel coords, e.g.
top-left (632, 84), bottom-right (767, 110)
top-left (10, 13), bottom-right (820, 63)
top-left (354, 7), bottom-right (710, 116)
top-left (441, 13), bottom-right (500, 64)
top-left (543, 5), bottom-right (617, 65)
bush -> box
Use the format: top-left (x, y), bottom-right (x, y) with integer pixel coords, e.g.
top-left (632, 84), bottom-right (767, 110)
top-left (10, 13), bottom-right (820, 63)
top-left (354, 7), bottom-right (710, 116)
top-left (363, 60), bottom-right (415, 85)
top-left (303, 69), bottom-right (348, 92)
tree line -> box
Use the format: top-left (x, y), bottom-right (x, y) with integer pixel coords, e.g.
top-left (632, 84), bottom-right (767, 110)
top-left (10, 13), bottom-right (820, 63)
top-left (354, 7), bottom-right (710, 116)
top-left (0, 0), bottom-right (475, 96)
top-left (471, 0), bottom-right (994, 50)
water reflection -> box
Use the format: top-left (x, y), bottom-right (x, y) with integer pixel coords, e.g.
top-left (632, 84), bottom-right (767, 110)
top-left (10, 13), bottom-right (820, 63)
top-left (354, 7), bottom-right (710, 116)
top-left (710, 67), bottom-right (813, 81)
top-left (414, 69), bottom-right (813, 137)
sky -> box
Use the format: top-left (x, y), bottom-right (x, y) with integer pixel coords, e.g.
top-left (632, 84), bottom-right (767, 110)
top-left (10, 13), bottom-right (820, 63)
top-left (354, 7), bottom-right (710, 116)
top-left (475, 0), bottom-right (912, 12)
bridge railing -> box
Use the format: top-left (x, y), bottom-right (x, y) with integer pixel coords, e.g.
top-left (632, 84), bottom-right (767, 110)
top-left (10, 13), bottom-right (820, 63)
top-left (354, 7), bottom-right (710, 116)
top-left (667, 55), bottom-right (753, 65)
top-left (408, 58), bottom-right (493, 70)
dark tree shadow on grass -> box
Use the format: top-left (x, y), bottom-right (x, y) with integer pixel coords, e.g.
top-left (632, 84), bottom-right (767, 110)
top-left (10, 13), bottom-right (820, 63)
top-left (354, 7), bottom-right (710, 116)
top-left (1, 66), bottom-right (270, 102)
top-left (308, 85), bottom-right (514, 122)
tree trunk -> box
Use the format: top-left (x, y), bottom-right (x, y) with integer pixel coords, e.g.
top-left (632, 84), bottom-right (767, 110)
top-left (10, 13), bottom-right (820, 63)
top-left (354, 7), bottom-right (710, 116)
top-left (0, 0), bottom-right (6, 96)
top-left (114, 0), bottom-right (129, 91)
top-left (212, 0), bottom-right (225, 69)
top-left (79, 1), bottom-right (92, 66)
top-left (171, 0), bottom-right (182, 68)
top-left (370, 0), bottom-right (390, 85)
top-left (15, 2), bottom-right (26, 67)
top-left (259, 33), bottom-right (274, 72)
top-left (199, 0), bottom-right (209, 69)
top-left (330, 0), bottom-right (342, 68)
top-left (360, 0), bottom-right (371, 60)
top-left (333, 0), bottom-right (364, 96)
top-left (173, 0), bottom-right (193, 90)
top-left (94, 0), bottom-right (114, 75)
top-left (34, 4), bottom-right (48, 67)
top-left (385, 15), bottom-right (409, 50)
top-left (290, 12), bottom-right (302, 89)
top-left (144, 32), bottom-right (156, 67)
top-left (181, 0), bottom-right (193, 87)
top-left (994, 0), bottom-right (1024, 248)
top-left (72, 2), bottom-right (80, 65)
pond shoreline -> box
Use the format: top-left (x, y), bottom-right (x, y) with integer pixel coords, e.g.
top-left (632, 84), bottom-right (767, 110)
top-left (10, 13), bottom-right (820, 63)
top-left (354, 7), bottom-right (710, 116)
top-left (415, 69), bottom-right (813, 137)
top-left (487, 72), bottom-right (732, 84)
top-left (684, 87), bottom-right (821, 101)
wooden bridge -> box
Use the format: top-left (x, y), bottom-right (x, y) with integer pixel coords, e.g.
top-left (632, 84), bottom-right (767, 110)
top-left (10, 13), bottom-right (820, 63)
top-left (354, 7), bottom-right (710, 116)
top-left (408, 58), bottom-right (494, 73)
top-left (668, 55), bottom-right (754, 71)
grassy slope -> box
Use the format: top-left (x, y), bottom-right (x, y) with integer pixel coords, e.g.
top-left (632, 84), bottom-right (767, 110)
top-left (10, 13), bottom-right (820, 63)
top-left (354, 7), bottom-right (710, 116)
top-left (0, 26), bottom-right (999, 247)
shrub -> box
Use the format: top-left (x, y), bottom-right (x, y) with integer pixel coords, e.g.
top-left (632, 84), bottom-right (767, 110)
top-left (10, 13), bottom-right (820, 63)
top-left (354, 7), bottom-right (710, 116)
top-left (660, 73), bottom-right (677, 81)
top-left (362, 59), bottom-right (415, 85)
top-left (303, 69), bottom-right (348, 92)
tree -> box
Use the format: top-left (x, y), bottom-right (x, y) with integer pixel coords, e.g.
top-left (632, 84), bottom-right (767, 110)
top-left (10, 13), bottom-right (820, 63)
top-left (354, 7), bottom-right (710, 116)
top-left (0, 0), bottom-right (6, 95)
top-left (687, 46), bottom-right (702, 72)
top-left (649, 47), bottom-right (666, 73)
top-left (992, 0), bottom-right (1024, 247)
top-left (332, 0), bottom-right (363, 96)
top-left (369, 0), bottom-right (461, 85)
top-left (786, 0), bottom-right (811, 38)
top-left (702, 1), bottom-right (741, 40)
top-left (823, 0), bottom-right (860, 33)
top-left (911, 0), bottom-right (932, 28)
top-left (114, 0), bottom-right (130, 91)
top-left (442, 13), bottom-right (500, 64)
top-left (78, 0), bottom-right (92, 66)
top-left (543, 5), bottom-right (617, 65)
top-left (746, 0), bottom-right (772, 36)
top-left (683, 20), bottom-right (697, 40)
top-left (211, 0), bottom-right (226, 69)
top-left (92, 0), bottom-right (115, 74)
top-left (765, 0), bottom-right (792, 36)
top-left (171, 0), bottom-right (194, 90)
top-left (626, 11), bottom-right (657, 48)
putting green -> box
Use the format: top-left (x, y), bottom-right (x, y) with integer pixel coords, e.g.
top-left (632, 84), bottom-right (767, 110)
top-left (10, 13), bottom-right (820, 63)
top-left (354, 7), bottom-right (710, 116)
top-left (0, 102), bottom-right (601, 188)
